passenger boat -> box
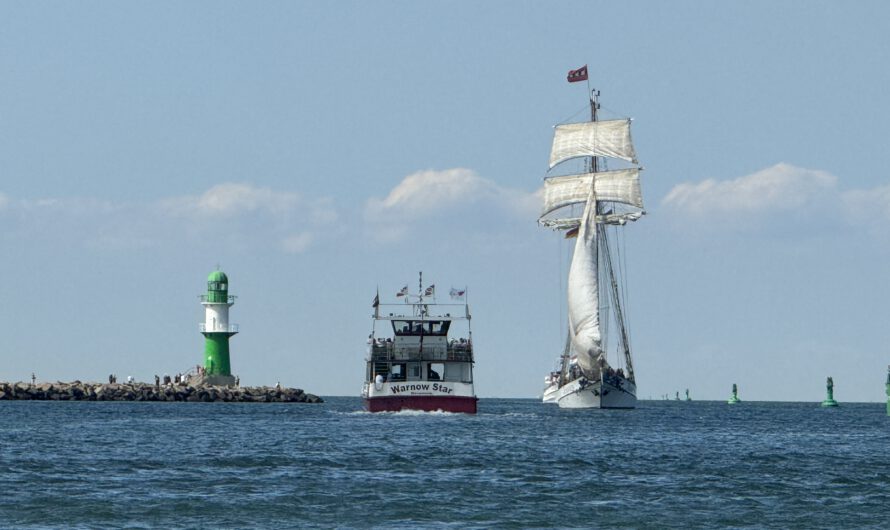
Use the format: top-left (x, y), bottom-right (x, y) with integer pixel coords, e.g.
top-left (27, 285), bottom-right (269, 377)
top-left (362, 274), bottom-right (478, 413)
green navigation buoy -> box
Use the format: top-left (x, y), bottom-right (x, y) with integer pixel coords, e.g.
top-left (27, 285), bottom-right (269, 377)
top-left (727, 383), bottom-right (740, 404)
top-left (821, 376), bottom-right (839, 407)
top-left (685, 388), bottom-right (691, 401)
top-left (200, 269), bottom-right (238, 387)
top-left (885, 366), bottom-right (889, 416)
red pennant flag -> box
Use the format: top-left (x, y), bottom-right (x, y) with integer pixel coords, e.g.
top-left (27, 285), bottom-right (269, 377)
top-left (567, 65), bottom-right (588, 83)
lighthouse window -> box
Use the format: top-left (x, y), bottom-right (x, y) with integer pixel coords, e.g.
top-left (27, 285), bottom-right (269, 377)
top-left (220, 283), bottom-right (226, 290)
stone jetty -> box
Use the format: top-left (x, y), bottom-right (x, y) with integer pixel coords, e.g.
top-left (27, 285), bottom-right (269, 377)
top-left (0, 381), bottom-right (323, 403)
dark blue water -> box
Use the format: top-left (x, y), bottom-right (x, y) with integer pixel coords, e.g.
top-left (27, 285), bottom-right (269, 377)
top-left (1, 398), bottom-right (888, 528)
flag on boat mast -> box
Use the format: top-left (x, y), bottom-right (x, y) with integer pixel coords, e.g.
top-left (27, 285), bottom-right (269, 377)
top-left (396, 285), bottom-right (408, 297)
top-left (424, 284), bottom-right (435, 297)
top-left (450, 287), bottom-right (466, 300)
top-left (567, 65), bottom-right (588, 83)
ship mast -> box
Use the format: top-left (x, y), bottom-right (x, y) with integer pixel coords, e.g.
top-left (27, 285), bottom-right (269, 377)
top-left (589, 89), bottom-right (600, 174)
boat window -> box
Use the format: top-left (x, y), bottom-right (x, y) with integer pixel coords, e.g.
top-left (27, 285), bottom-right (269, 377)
top-left (390, 363), bottom-right (405, 381)
top-left (427, 363), bottom-right (444, 381)
top-left (391, 320), bottom-right (451, 336)
top-left (429, 321), bottom-right (450, 335)
top-left (444, 362), bottom-right (472, 383)
top-left (407, 363), bottom-right (422, 381)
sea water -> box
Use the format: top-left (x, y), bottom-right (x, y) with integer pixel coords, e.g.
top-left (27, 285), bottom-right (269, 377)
top-left (1, 398), bottom-right (888, 528)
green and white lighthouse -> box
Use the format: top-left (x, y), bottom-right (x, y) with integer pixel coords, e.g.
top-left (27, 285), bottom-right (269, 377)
top-left (200, 270), bottom-right (238, 386)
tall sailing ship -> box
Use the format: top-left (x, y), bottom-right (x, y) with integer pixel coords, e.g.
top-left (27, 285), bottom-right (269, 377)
top-left (539, 69), bottom-right (645, 409)
top-left (362, 274), bottom-right (477, 413)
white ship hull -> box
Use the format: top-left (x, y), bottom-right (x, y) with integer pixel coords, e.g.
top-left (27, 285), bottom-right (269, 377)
top-left (555, 374), bottom-right (636, 409)
top-left (542, 382), bottom-right (559, 403)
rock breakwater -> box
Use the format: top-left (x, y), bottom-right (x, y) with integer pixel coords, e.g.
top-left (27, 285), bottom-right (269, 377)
top-left (0, 381), bottom-right (323, 403)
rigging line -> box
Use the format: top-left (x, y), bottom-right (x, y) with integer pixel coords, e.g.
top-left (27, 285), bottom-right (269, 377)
top-left (595, 104), bottom-right (628, 121)
top-left (557, 231), bottom-right (564, 344)
top-left (557, 101), bottom-right (593, 125)
top-left (614, 224), bottom-right (629, 352)
top-left (621, 223), bottom-right (633, 353)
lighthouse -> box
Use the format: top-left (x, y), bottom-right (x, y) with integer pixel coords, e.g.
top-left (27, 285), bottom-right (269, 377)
top-left (200, 269), bottom-right (238, 386)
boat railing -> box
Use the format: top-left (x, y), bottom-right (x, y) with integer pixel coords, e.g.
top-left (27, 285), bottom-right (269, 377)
top-left (369, 342), bottom-right (473, 362)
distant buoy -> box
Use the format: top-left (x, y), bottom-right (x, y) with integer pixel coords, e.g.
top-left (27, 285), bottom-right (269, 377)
top-left (685, 389), bottom-right (691, 401)
top-left (727, 383), bottom-right (740, 404)
top-left (821, 376), bottom-right (838, 407)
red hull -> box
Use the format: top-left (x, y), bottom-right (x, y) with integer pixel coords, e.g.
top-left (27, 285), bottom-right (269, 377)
top-left (364, 395), bottom-right (478, 414)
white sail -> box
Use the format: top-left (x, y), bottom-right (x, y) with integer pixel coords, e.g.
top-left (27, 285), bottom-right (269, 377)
top-left (566, 193), bottom-right (604, 377)
top-left (549, 119), bottom-right (637, 168)
top-left (541, 169), bottom-right (643, 217)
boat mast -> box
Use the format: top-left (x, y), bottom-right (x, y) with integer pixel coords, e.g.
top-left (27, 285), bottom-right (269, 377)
top-left (418, 271), bottom-right (425, 356)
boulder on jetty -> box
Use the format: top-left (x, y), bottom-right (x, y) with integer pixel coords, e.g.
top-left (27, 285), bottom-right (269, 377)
top-left (0, 381), bottom-right (322, 403)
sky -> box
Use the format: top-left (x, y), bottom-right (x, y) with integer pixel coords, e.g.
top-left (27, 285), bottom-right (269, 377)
top-left (2, 1), bottom-right (890, 401)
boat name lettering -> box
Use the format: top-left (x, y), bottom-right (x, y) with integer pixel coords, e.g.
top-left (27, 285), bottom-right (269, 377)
top-left (390, 383), bottom-right (453, 395)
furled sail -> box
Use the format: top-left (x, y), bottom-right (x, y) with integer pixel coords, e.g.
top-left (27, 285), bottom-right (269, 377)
top-left (540, 211), bottom-right (644, 231)
top-left (566, 192), bottom-right (605, 378)
top-left (549, 119), bottom-right (637, 168)
top-left (540, 168), bottom-right (643, 217)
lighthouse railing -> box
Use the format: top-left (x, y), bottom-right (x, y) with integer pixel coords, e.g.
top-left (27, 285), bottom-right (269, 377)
top-left (200, 295), bottom-right (237, 304)
top-left (199, 323), bottom-right (239, 333)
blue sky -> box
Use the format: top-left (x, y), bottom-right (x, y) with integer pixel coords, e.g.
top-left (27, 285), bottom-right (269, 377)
top-left (2, 1), bottom-right (889, 401)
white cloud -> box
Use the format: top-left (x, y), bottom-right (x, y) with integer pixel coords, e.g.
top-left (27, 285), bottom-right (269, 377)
top-left (280, 232), bottom-right (313, 254)
top-left (368, 168), bottom-right (499, 217)
top-left (662, 163), bottom-right (837, 216)
top-left (842, 184), bottom-right (890, 223)
top-left (365, 168), bottom-right (539, 241)
top-left (365, 168), bottom-right (540, 220)
top-left (19, 196), bottom-right (121, 215)
top-left (0, 183), bottom-right (338, 253)
top-left (160, 183), bottom-right (301, 218)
